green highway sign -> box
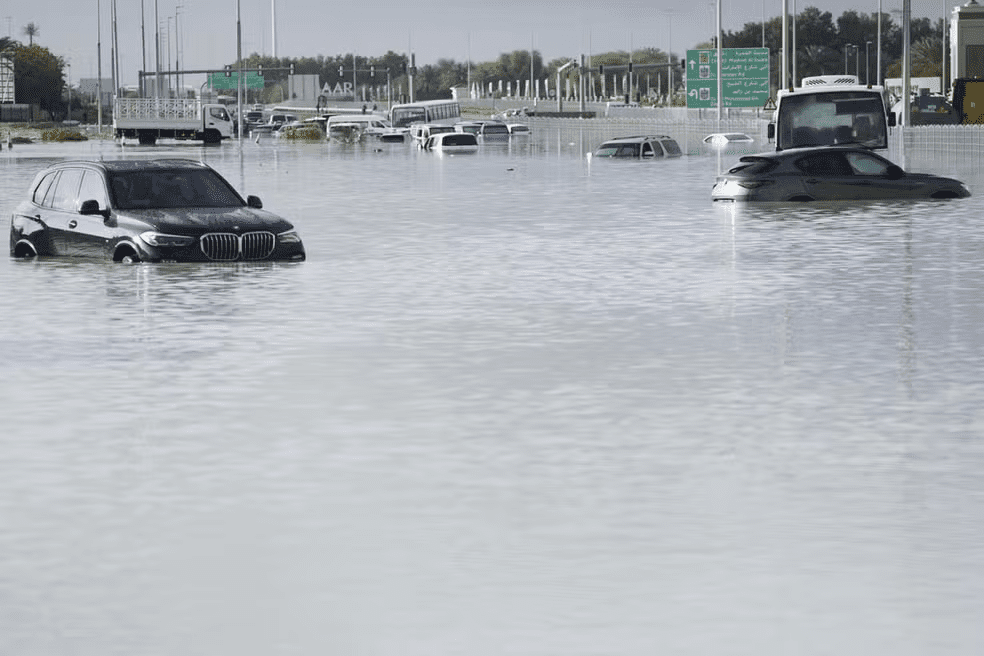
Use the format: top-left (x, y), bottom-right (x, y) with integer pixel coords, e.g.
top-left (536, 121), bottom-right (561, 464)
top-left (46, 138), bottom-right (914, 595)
top-left (207, 71), bottom-right (265, 90)
top-left (685, 48), bottom-right (770, 109)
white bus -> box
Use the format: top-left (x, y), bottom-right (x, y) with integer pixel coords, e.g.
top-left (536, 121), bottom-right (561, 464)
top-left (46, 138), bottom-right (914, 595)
top-left (768, 75), bottom-right (896, 151)
top-left (388, 99), bottom-right (461, 128)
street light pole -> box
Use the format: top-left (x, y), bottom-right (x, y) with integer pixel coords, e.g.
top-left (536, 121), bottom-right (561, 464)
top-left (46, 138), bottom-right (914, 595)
top-left (866, 41), bottom-right (872, 85)
top-left (237, 0), bottom-right (242, 140)
top-left (96, 0), bottom-right (102, 129)
top-left (155, 0), bottom-right (160, 97)
top-left (855, 44), bottom-right (860, 78)
top-left (878, 0), bottom-right (882, 86)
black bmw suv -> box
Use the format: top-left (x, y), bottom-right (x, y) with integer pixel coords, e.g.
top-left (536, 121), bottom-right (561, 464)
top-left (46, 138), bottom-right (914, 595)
top-left (9, 159), bottom-right (306, 263)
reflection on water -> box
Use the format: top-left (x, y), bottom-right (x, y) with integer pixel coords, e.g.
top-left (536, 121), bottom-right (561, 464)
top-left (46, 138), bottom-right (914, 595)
top-left (0, 132), bottom-right (982, 655)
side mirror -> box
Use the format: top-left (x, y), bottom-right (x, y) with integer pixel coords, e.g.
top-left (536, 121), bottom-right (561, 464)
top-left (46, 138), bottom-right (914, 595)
top-left (887, 112), bottom-right (897, 127)
top-left (79, 199), bottom-right (110, 219)
top-left (886, 165), bottom-right (904, 180)
top-left (767, 123), bottom-right (775, 140)
top-left (246, 195), bottom-right (263, 209)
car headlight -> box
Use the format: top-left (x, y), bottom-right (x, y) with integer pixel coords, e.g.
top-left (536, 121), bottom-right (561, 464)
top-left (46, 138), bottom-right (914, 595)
top-left (737, 180), bottom-right (774, 189)
top-left (277, 229), bottom-right (302, 244)
top-left (140, 231), bottom-right (194, 247)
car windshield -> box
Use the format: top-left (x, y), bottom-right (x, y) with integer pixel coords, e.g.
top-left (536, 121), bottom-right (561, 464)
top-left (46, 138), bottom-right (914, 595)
top-left (595, 143), bottom-right (640, 158)
top-left (727, 157), bottom-right (778, 175)
top-left (109, 169), bottom-right (244, 209)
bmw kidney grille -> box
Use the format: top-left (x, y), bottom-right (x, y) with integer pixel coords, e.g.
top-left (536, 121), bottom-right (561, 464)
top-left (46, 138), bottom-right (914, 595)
top-left (200, 232), bottom-right (276, 261)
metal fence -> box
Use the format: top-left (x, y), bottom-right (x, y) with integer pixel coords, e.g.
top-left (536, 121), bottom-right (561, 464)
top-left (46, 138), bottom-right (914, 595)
top-left (522, 111), bottom-right (984, 168)
top-left (898, 125), bottom-right (984, 173)
top-left (0, 104), bottom-right (35, 122)
top-left (527, 113), bottom-right (768, 156)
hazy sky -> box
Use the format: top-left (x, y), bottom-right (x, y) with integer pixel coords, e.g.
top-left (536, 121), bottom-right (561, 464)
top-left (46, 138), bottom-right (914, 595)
top-left (6, 0), bottom-right (953, 87)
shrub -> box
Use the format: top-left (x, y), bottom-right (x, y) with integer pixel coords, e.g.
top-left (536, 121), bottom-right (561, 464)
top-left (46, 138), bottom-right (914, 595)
top-left (278, 125), bottom-right (323, 141)
top-left (41, 128), bottom-right (88, 142)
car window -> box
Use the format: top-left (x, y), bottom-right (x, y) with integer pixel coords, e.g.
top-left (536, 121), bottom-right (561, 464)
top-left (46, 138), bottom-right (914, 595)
top-left (51, 168), bottom-right (84, 212)
top-left (41, 172), bottom-right (61, 208)
top-left (33, 172), bottom-right (57, 206)
top-left (108, 169), bottom-right (244, 209)
top-left (844, 152), bottom-right (893, 176)
top-left (78, 170), bottom-right (110, 209)
top-left (795, 152), bottom-right (853, 176)
top-left (661, 140), bottom-right (682, 156)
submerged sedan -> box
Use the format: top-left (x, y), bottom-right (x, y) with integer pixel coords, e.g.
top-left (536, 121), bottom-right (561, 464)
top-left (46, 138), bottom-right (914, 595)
top-left (10, 159), bottom-right (305, 262)
top-left (712, 146), bottom-right (970, 202)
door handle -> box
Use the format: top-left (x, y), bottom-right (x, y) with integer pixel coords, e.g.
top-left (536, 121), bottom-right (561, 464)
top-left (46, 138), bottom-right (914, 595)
top-left (68, 220), bottom-right (78, 229)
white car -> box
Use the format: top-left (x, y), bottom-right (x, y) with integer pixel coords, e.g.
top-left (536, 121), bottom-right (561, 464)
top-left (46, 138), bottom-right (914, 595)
top-left (703, 132), bottom-right (755, 146)
top-left (422, 132), bottom-right (479, 153)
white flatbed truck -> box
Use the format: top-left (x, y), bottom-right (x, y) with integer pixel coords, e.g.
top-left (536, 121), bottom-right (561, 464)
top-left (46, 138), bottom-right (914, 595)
top-left (113, 98), bottom-right (235, 145)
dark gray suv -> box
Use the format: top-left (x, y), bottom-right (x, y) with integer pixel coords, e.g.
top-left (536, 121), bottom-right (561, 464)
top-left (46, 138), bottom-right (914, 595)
top-left (10, 159), bottom-right (305, 263)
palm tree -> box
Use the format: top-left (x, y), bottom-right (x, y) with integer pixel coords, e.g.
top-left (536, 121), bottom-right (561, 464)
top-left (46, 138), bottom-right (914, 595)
top-left (22, 22), bottom-right (39, 46)
top-left (885, 35), bottom-right (944, 78)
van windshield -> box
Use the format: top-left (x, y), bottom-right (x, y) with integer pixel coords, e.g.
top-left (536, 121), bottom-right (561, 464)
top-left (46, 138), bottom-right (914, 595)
top-left (776, 91), bottom-right (888, 150)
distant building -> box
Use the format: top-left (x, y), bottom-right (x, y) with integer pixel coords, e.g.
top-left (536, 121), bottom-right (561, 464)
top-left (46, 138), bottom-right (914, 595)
top-left (287, 74), bottom-right (320, 106)
top-left (78, 78), bottom-right (114, 108)
top-left (0, 54), bottom-right (14, 103)
top-left (951, 0), bottom-right (984, 82)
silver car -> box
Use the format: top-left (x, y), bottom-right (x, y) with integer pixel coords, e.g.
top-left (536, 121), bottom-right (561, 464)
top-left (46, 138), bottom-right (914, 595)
top-left (712, 146), bottom-right (971, 202)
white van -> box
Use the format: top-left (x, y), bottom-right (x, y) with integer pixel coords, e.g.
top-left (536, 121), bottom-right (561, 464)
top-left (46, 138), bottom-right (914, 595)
top-left (325, 114), bottom-right (403, 141)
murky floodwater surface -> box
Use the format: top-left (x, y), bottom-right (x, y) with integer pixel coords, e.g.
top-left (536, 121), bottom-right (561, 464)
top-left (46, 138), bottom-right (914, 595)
top-left (0, 130), bottom-right (982, 655)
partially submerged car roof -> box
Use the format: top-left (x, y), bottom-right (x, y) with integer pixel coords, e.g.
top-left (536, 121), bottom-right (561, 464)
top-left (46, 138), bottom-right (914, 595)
top-left (602, 134), bottom-right (675, 143)
top-left (54, 158), bottom-right (211, 173)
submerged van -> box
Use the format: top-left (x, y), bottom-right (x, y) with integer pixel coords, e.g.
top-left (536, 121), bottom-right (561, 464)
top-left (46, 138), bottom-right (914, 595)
top-left (325, 114), bottom-right (404, 141)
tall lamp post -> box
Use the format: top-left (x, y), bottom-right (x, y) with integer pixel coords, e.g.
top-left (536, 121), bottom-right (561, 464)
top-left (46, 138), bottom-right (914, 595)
top-left (854, 44), bottom-right (860, 78)
top-left (865, 41), bottom-right (872, 85)
top-left (96, 0), bottom-right (102, 129)
top-left (66, 61), bottom-right (72, 122)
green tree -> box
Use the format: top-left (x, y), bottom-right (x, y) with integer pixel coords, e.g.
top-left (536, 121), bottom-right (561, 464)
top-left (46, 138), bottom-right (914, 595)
top-left (12, 43), bottom-right (64, 117)
top-left (885, 34), bottom-right (944, 78)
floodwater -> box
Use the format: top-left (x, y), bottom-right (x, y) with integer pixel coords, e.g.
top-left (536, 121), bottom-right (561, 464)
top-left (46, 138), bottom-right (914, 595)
top-left (0, 128), bottom-right (982, 656)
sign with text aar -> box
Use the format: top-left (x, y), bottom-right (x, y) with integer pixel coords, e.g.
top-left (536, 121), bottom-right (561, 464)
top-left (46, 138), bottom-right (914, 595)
top-left (686, 48), bottom-right (769, 109)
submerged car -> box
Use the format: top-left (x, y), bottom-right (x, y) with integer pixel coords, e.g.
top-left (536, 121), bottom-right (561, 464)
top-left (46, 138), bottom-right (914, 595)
top-left (421, 132), bottom-right (479, 153)
top-left (703, 132), bottom-right (754, 146)
top-left (592, 135), bottom-right (683, 159)
top-left (711, 146), bottom-right (971, 202)
top-left (10, 159), bottom-right (306, 262)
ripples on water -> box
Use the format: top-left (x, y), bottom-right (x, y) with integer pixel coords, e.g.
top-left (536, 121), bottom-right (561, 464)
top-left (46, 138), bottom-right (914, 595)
top-left (0, 130), bottom-right (981, 655)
